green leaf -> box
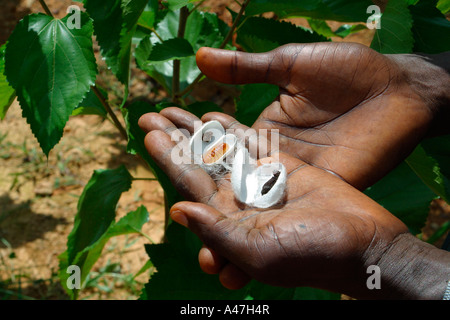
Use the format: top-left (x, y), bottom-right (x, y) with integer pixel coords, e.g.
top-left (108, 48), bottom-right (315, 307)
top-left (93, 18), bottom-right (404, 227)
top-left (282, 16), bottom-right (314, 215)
top-left (246, 0), bottom-right (321, 17)
top-left (83, 0), bottom-right (148, 86)
top-left (333, 24), bottom-right (367, 38)
top-left (307, 19), bottom-right (367, 39)
top-left (67, 166), bottom-right (133, 264)
top-left (0, 44), bottom-right (16, 120)
top-left (245, 0), bottom-right (375, 22)
top-left (293, 287), bottom-right (341, 300)
top-left (321, 0), bottom-right (379, 22)
top-left (140, 223), bottom-right (249, 299)
top-left (104, 205), bottom-right (149, 237)
top-left (59, 165), bottom-right (133, 298)
top-left (236, 17), bottom-right (328, 53)
top-left (134, 0), bottom-right (168, 44)
top-left (137, 0), bottom-right (159, 30)
top-left (364, 161), bottom-right (437, 235)
top-left (307, 19), bottom-right (337, 38)
top-left (135, 9), bottom-right (229, 93)
top-left (437, 0), bottom-right (450, 14)
top-left (72, 86), bottom-right (108, 117)
top-left (166, 0), bottom-right (200, 10)
top-left (4, 13), bottom-right (97, 156)
top-left (235, 84), bottom-right (279, 127)
top-left (246, 279), bottom-right (340, 300)
top-left (148, 38), bottom-right (195, 62)
top-left (409, 0), bottom-right (450, 54)
top-left (60, 205), bottom-right (148, 298)
top-left (370, 0), bottom-right (414, 54)
top-left (133, 258), bottom-right (154, 280)
top-left (135, 36), bottom-right (168, 89)
top-left (406, 135), bottom-right (450, 203)
top-left (247, 281), bottom-right (296, 300)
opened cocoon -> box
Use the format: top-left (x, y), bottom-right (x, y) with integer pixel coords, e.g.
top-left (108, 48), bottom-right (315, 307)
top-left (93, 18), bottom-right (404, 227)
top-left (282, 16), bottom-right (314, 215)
top-left (190, 121), bottom-right (287, 208)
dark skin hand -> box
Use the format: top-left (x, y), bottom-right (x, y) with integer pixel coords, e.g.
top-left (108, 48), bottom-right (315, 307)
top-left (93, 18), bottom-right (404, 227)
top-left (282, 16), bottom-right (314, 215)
top-left (138, 111), bottom-right (408, 298)
top-left (138, 43), bottom-right (450, 299)
top-left (139, 109), bottom-right (449, 299)
top-left (196, 43), bottom-right (450, 190)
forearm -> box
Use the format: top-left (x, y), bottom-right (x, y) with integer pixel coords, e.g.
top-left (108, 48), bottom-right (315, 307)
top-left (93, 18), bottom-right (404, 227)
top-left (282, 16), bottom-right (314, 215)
top-left (366, 233), bottom-right (450, 300)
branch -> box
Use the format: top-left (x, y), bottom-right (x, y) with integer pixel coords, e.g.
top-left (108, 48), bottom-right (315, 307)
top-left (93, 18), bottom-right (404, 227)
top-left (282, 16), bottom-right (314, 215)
top-left (137, 23), bottom-right (164, 42)
top-left (172, 6), bottom-right (190, 103)
top-left (219, 0), bottom-right (250, 49)
top-left (176, 73), bottom-right (204, 98)
top-left (132, 177), bottom-right (158, 181)
top-left (38, 0), bottom-right (54, 17)
top-left (92, 85), bottom-right (128, 141)
top-left (174, 0), bottom-right (251, 99)
top-left (189, 0), bottom-right (207, 15)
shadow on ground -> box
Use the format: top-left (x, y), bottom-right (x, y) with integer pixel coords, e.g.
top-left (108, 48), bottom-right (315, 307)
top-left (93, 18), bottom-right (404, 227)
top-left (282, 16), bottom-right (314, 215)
top-left (0, 193), bottom-right (68, 249)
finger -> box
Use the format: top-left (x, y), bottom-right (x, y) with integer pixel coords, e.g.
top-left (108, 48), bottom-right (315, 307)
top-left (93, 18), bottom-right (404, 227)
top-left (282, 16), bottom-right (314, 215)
top-left (171, 202), bottom-right (252, 288)
top-left (144, 130), bottom-right (217, 202)
top-left (201, 112), bottom-right (252, 146)
top-left (219, 263), bottom-right (252, 290)
top-left (139, 113), bottom-right (192, 154)
top-left (198, 246), bottom-right (227, 275)
top-left (201, 112), bottom-right (249, 132)
top-left (170, 202), bottom-right (248, 259)
top-left (196, 45), bottom-right (305, 88)
top-left (138, 112), bottom-right (189, 138)
top-left (160, 107), bottom-right (202, 135)
top-left (202, 112), bottom-right (273, 159)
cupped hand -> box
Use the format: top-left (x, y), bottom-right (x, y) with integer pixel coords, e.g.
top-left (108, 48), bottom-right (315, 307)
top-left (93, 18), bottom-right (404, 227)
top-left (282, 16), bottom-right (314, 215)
top-left (138, 109), bottom-right (408, 298)
top-left (196, 43), bottom-right (437, 190)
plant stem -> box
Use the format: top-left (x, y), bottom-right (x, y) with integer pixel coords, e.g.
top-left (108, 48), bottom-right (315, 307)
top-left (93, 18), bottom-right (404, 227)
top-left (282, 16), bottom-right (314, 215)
top-left (219, 0), bottom-right (250, 49)
top-left (427, 221), bottom-right (450, 244)
top-left (92, 85), bottom-right (128, 141)
top-left (189, 0), bottom-right (207, 14)
top-left (150, 28), bottom-right (164, 43)
top-left (38, 0), bottom-right (54, 17)
top-left (137, 23), bottom-right (164, 42)
top-left (172, 62), bottom-right (180, 102)
top-left (138, 231), bottom-right (155, 244)
top-left (174, 0), bottom-right (250, 99)
top-left (172, 6), bottom-right (190, 104)
top-left (176, 73), bottom-right (204, 98)
top-left (132, 177), bottom-right (158, 181)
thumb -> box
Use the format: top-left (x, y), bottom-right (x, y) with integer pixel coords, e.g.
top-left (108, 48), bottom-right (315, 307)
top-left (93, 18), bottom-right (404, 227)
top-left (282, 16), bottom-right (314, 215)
top-left (170, 201), bottom-right (246, 257)
top-left (196, 45), bottom-right (305, 88)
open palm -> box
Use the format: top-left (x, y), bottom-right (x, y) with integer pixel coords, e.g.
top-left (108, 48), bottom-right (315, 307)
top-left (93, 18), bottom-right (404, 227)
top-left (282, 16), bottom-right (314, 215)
top-left (138, 110), bottom-right (408, 298)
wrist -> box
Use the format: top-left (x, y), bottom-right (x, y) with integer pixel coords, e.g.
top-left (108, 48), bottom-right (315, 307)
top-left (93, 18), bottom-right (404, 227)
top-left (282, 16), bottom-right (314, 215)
top-left (364, 232), bottom-right (450, 299)
top-left (388, 52), bottom-right (450, 136)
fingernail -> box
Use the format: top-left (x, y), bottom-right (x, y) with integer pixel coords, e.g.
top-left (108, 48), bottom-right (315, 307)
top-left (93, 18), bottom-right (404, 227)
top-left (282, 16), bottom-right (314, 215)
top-left (171, 210), bottom-right (188, 228)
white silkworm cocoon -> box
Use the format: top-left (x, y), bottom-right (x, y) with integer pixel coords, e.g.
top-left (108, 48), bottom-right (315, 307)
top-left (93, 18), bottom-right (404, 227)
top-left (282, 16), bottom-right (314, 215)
top-left (231, 147), bottom-right (286, 208)
top-left (190, 120), bottom-right (236, 174)
top-left (190, 121), bottom-right (287, 208)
